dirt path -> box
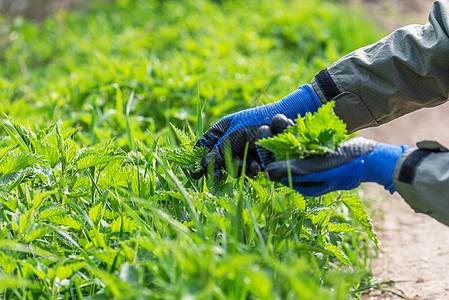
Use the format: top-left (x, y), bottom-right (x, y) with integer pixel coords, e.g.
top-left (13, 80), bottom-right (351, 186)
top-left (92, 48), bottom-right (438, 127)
top-left (360, 107), bottom-right (449, 300)
top-left (349, 0), bottom-right (449, 299)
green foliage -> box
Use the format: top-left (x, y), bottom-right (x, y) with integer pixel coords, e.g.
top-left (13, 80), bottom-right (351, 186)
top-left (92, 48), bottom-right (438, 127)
top-left (0, 114), bottom-right (379, 299)
top-left (165, 146), bottom-right (208, 173)
top-left (343, 194), bottom-right (379, 247)
top-left (0, 0), bottom-right (384, 299)
top-left (257, 102), bottom-right (348, 160)
top-left (0, 0), bottom-right (383, 150)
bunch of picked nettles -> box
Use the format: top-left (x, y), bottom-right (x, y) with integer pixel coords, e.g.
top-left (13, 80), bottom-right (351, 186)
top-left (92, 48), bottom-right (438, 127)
top-left (167, 102), bottom-right (348, 175)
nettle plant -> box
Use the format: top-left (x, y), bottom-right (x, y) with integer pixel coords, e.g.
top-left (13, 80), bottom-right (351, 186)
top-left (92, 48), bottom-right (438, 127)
top-left (256, 102), bottom-right (349, 160)
top-left (0, 111), bottom-right (376, 299)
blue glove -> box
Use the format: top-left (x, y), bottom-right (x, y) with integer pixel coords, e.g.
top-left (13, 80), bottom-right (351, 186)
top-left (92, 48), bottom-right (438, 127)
top-left (191, 84), bottom-right (322, 179)
top-left (264, 136), bottom-right (410, 197)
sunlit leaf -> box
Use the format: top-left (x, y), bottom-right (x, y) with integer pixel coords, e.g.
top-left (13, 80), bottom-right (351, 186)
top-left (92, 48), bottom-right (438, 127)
top-left (343, 194), bottom-right (379, 246)
top-left (256, 102), bottom-right (348, 160)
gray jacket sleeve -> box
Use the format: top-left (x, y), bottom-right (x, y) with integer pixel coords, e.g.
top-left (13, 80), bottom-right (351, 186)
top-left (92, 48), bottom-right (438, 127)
top-left (311, 0), bottom-right (449, 133)
top-left (393, 141), bottom-right (449, 226)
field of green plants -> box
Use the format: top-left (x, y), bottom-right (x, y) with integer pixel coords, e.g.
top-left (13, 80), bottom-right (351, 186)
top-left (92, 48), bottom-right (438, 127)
top-left (0, 0), bottom-right (386, 298)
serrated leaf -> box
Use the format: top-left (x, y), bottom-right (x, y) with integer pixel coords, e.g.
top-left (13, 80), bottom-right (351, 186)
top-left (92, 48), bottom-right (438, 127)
top-left (343, 194), bottom-right (378, 246)
top-left (110, 216), bottom-right (136, 234)
top-left (32, 190), bottom-right (57, 210)
top-left (0, 194), bottom-right (18, 212)
top-left (247, 177), bottom-right (269, 203)
top-left (33, 142), bottom-right (60, 168)
top-left (55, 261), bottom-right (85, 281)
top-left (40, 205), bottom-right (68, 219)
top-left (307, 206), bottom-right (332, 227)
top-left (66, 139), bottom-right (81, 164)
top-left (51, 215), bottom-right (82, 231)
top-left (170, 122), bottom-right (194, 145)
top-left (164, 146), bottom-right (208, 173)
top-left (72, 144), bottom-right (122, 171)
top-left (89, 203), bottom-right (102, 226)
top-left (134, 138), bottom-right (152, 158)
top-left (3, 114), bottom-right (35, 152)
top-left (1, 118), bottom-right (28, 152)
top-left (0, 145), bottom-right (16, 161)
top-left (0, 252), bottom-right (16, 274)
top-left (256, 102), bottom-right (348, 160)
top-left (0, 152), bottom-right (43, 179)
top-left (328, 223), bottom-right (359, 233)
top-left (0, 169), bottom-right (33, 191)
top-left (19, 209), bottom-right (34, 235)
top-left (90, 228), bottom-right (107, 248)
top-left (98, 162), bottom-right (129, 188)
top-left (23, 224), bottom-right (54, 243)
top-left (324, 242), bottom-right (350, 266)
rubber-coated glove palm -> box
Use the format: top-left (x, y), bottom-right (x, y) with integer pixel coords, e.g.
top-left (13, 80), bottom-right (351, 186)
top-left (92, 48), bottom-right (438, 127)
top-left (191, 84), bottom-right (322, 180)
top-left (264, 136), bottom-right (410, 197)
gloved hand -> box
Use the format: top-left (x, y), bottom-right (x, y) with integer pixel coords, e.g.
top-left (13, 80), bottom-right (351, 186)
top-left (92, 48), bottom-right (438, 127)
top-left (258, 117), bottom-right (410, 196)
top-left (191, 84), bottom-right (322, 180)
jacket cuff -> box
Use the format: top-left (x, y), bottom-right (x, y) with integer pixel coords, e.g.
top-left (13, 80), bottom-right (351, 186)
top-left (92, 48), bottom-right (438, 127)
top-left (311, 69), bottom-right (378, 133)
top-left (392, 141), bottom-right (449, 226)
top-left (393, 141), bottom-right (448, 186)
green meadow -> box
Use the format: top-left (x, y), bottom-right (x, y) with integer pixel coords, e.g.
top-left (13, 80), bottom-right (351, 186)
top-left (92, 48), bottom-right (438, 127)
top-left (0, 1), bottom-right (385, 298)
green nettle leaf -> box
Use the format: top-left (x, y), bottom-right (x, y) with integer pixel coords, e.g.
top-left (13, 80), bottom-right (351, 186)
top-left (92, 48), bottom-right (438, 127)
top-left (164, 146), bottom-right (208, 173)
top-left (19, 209), bottom-right (34, 235)
top-left (39, 205), bottom-right (68, 219)
top-left (91, 249), bottom-right (124, 268)
top-left (170, 122), bottom-right (194, 145)
top-left (33, 142), bottom-right (60, 168)
top-left (0, 193), bottom-right (19, 212)
top-left (0, 152), bottom-right (43, 179)
top-left (98, 162), bottom-right (129, 188)
top-left (0, 169), bottom-right (34, 192)
top-left (89, 203), bottom-right (103, 226)
top-left (50, 215), bottom-right (82, 231)
top-left (3, 114), bottom-right (35, 152)
top-left (342, 194), bottom-right (378, 246)
top-left (32, 190), bottom-right (57, 210)
top-left (66, 139), bottom-right (81, 165)
top-left (324, 242), bottom-right (350, 266)
top-left (256, 102), bottom-right (348, 160)
top-left (0, 252), bottom-right (17, 274)
top-left (307, 207), bottom-right (332, 227)
top-left (20, 262), bottom-right (46, 280)
top-left (327, 223), bottom-right (359, 233)
top-left (110, 216), bottom-right (137, 234)
top-left (23, 224), bottom-right (54, 243)
top-left (0, 145), bottom-right (16, 161)
top-left (55, 261), bottom-right (85, 281)
top-left (72, 143), bottom-right (122, 171)
top-left (90, 228), bottom-right (107, 248)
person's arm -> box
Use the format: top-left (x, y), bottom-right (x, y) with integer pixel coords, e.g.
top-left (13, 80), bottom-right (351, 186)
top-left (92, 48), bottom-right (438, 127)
top-left (259, 119), bottom-right (449, 226)
top-left (393, 141), bottom-right (449, 226)
top-left (263, 134), bottom-right (449, 227)
top-left (311, 0), bottom-right (449, 132)
top-left (191, 85), bottom-right (322, 179)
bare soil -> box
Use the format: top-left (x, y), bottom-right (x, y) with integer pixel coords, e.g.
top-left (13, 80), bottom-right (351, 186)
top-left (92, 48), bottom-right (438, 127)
top-left (0, 0), bottom-right (86, 21)
top-left (350, 0), bottom-right (449, 299)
